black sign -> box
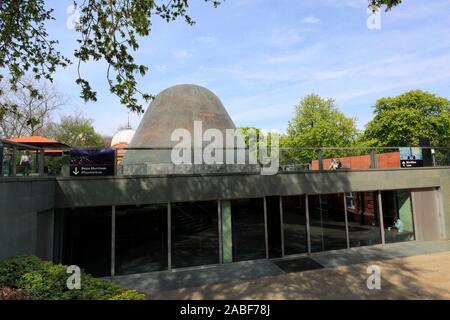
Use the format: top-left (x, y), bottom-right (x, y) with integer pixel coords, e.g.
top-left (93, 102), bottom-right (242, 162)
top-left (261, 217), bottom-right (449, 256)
top-left (399, 147), bottom-right (424, 168)
top-left (70, 149), bottom-right (115, 176)
top-left (400, 159), bottom-right (423, 168)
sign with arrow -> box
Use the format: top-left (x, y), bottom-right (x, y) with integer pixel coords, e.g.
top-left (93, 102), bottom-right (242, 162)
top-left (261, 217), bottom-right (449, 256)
top-left (70, 149), bottom-right (115, 177)
top-left (399, 147), bottom-right (423, 168)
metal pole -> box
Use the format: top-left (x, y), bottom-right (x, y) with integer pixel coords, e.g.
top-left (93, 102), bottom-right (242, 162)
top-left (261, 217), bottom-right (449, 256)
top-left (111, 206), bottom-right (116, 277)
top-left (279, 196), bottom-right (285, 257)
top-left (218, 200), bottom-right (223, 264)
top-left (343, 193), bottom-right (350, 249)
top-left (11, 146), bottom-right (17, 176)
top-left (263, 197), bottom-right (269, 259)
top-left (39, 150), bottom-right (45, 176)
top-left (168, 203), bottom-right (172, 271)
top-left (318, 149), bottom-right (324, 171)
top-left (378, 191), bottom-right (386, 246)
top-left (305, 195), bottom-right (311, 254)
top-left (370, 148), bottom-right (377, 169)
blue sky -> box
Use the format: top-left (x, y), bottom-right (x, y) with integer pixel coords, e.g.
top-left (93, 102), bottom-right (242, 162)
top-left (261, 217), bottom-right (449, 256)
top-left (44, 0), bottom-right (450, 136)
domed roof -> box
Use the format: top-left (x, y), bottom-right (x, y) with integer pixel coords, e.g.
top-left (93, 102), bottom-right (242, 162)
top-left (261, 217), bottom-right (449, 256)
top-left (123, 84), bottom-right (237, 171)
top-left (111, 128), bottom-right (135, 147)
top-left (128, 84), bottom-right (236, 148)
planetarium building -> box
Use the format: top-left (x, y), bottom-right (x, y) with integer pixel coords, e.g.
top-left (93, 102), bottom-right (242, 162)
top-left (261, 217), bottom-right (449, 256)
top-left (0, 84), bottom-right (449, 280)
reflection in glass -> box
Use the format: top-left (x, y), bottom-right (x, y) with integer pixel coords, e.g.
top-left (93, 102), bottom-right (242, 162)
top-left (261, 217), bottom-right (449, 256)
top-left (282, 195), bottom-right (308, 255)
top-left (62, 207), bottom-right (112, 277)
top-left (381, 190), bottom-right (415, 243)
top-left (172, 201), bottom-right (219, 268)
top-left (266, 196), bottom-right (282, 258)
top-left (346, 192), bottom-right (382, 247)
top-left (115, 204), bottom-right (168, 275)
top-left (309, 194), bottom-right (347, 252)
top-left (231, 198), bottom-right (266, 262)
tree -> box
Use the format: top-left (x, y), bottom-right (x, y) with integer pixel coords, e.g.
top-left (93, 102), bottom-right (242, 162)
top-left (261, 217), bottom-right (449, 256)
top-left (53, 113), bottom-right (106, 148)
top-left (0, 0), bottom-right (221, 119)
top-left (369, 0), bottom-right (402, 11)
top-left (282, 94), bottom-right (360, 164)
top-left (0, 0), bottom-right (401, 121)
top-left (0, 78), bottom-right (66, 138)
top-left (362, 90), bottom-right (450, 147)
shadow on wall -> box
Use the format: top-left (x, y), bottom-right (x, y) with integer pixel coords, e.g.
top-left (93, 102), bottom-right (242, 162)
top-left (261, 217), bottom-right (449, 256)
top-left (55, 168), bottom-right (355, 207)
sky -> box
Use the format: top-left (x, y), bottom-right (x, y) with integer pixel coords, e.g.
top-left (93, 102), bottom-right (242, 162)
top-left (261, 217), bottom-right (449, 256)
top-left (42, 0), bottom-right (450, 136)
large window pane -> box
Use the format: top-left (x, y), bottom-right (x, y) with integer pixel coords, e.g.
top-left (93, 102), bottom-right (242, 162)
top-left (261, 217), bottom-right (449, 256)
top-left (346, 192), bottom-right (382, 247)
top-left (309, 194), bottom-right (347, 252)
top-left (62, 207), bottom-right (111, 277)
top-left (115, 204), bottom-right (168, 275)
top-left (381, 190), bottom-right (415, 243)
top-left (231, 198), bottom-right (266, 262)
top-left (282, 195), bottom-right (307, 255)
top-left (266, 196), bottom-right (282, 258)
top-left (172, 201), bottom-right (219, 268)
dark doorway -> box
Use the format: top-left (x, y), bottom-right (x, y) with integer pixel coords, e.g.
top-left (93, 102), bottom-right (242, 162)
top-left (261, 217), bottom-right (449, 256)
top-left (61, 207), bottom-right (112, 277)
top-left (231, 198), bottom-right (266, 262)
top-left (115, 204), bottom-right (168, 275)
top-left (266, 196), bottom-right (282, 258)
top-left (171, 201), bottom-right (219, 268)
top-left (282, 195), bottom-right (308, 255)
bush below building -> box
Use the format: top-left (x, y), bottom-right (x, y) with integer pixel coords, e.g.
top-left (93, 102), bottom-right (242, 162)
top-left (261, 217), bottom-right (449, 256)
top-left (0, 256), bottom-right (145, 300)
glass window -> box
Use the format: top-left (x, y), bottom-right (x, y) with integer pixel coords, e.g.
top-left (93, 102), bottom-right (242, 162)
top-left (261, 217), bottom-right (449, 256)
top-left (115, 204), bottom-right (168, 275)
top-left (266, 196), bottom-right (282, 258)
top-left (62, 207), bottom-right (112, 277)
top-left (231, 198), bottom-right (266, 262)
top-left (309, 194), bottom-right (347, 252)
top-left (282, 195), bottom-right (308, 256)
top-left (171, 201), bottom-right (219, 268)
top-left (346, 192), bottom-right (355, 209)
top-left (381, 190), bottom-right (415, 243)
top-left (346, 192), bottom-right (382, 247)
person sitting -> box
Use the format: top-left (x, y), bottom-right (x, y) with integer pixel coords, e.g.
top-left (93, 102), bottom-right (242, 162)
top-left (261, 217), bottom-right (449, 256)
top-left (328, 158), bottom-right (342, 170)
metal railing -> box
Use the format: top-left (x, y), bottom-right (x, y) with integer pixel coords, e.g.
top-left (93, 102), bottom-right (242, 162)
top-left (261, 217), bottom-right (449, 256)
top-left (1, 140), bottom-right (449, 178)
top-left (0, 139), bottom-right (68, 177)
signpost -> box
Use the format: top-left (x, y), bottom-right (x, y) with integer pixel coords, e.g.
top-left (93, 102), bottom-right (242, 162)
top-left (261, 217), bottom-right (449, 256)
top-left (399, 147), bottom-right (423, 168)
top-left (70, 149), bottom-right (115, 177)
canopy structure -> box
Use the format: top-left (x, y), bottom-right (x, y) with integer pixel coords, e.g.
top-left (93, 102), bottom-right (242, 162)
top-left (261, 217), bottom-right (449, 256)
top-left (6, 136), bottom-right (70, 155)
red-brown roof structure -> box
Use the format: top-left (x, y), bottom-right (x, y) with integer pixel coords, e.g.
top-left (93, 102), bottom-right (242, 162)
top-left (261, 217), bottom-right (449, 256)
top-left (7, 136), bottom-right (70, 154)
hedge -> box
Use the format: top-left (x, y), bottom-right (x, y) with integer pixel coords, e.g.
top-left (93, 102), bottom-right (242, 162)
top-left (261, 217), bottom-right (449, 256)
top-left (0, 256), bottom-right (145, 300)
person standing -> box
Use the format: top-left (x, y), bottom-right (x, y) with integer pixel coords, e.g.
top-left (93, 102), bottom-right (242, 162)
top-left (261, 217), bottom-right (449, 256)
top-left (20, 151), bottom-right (32, 176)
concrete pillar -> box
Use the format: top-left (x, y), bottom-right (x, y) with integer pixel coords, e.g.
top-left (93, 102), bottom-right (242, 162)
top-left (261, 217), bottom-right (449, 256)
top-left (221, 200), bottom-right (233, 263)
top-left (39, 150), bottom-right (45, 176)
top-left (318, 149), bottom-right (324, 171)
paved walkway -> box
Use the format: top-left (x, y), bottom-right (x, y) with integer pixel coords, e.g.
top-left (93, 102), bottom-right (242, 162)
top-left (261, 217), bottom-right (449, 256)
top-left (112, 241), bottom-right (450, 299)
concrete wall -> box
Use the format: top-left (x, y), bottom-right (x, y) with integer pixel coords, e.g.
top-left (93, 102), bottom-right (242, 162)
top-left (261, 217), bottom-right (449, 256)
top-left (1, 167), bottom-right (450, 262)
top-left (0, 178), bottom-right (55, 261)
top-left (53, 167), bottom-right (450, 239)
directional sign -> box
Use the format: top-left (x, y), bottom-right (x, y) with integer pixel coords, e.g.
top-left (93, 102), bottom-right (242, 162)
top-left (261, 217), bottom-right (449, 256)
top-left (70, 149), bottom-right (115, 177)
top-left (399, 147), bottom-right (423, 168)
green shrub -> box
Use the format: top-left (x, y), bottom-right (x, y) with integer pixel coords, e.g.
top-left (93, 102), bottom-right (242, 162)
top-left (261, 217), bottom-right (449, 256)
top-left (0, 256), bottom-right (145, 300)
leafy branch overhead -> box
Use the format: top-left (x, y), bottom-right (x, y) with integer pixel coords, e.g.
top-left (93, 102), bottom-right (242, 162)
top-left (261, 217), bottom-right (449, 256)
top-left (0, 0), bottom-right (399, 118)
top-left (0, 0), bottom-right (221, 116)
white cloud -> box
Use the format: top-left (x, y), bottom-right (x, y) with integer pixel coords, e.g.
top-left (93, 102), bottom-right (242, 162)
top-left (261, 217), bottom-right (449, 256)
top-left (154, 64), bottom-right (168, 73)
top-left (173, 50), bottom-right (188, 59)
top-left (197, 36), bottom-right (217, 44)
top-left (264, 27), bottom-right (305, 49)
top-left (302, 16), bottom-right (320, 24)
